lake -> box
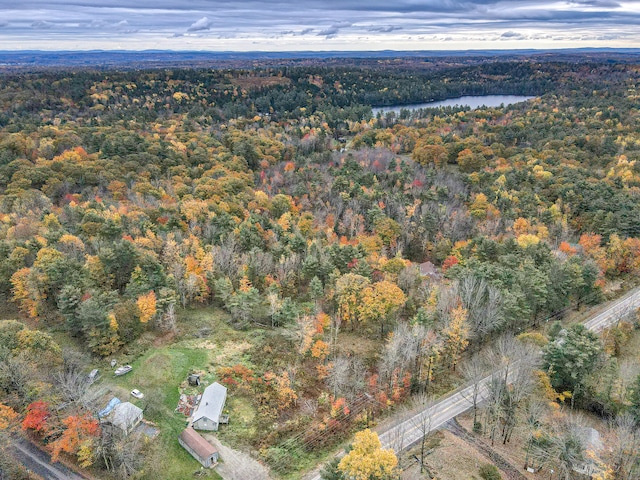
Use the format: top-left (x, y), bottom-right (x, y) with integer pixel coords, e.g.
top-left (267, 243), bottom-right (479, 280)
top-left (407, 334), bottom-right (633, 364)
top-left (372, 95), bottom-right (535, 115)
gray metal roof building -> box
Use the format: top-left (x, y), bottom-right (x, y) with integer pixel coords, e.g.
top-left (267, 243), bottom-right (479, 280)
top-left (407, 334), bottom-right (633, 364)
top-left (191, 382), bottom-right (227, 431)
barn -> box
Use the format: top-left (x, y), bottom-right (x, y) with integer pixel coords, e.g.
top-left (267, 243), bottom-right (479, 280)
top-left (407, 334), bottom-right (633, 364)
top-left (178, 427), bottom-right (219, 467)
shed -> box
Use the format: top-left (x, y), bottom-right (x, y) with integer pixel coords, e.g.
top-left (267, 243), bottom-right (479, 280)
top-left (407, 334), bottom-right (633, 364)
top-left (178, 427), bottom-right (218, 467)
top-left (192, 382), bottom-right (227, 431)
top-left (188, 373), bottom-right (201, 387)
top-left (101, 401), bottom-right (143, 436)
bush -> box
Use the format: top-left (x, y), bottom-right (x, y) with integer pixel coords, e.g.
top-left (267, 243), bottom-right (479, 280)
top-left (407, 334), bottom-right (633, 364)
top-left (479, 463), bottom-right (502, 480)
top-left (473, 421), bottom-right (482, 433)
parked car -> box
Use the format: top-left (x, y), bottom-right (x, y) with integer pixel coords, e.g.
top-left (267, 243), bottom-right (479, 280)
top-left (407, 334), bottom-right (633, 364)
top-left (88, 369), bottom-right (100, 383)
top-left (131, 389), bottom-right (144, 399)
top-left (114, 365), bottom-right (132, 376)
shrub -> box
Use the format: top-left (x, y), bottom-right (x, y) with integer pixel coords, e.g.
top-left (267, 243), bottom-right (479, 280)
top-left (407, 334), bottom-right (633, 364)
top-left (479, 463), bottom-right (502, 480)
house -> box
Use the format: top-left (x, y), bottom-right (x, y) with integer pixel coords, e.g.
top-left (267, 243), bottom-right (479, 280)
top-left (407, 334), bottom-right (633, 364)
top-left (192, 382), bottom-right (227, 431)
top-left (419, 261), bottom-right (441, 279)
top-left (99, 399), bottom-right (143, 436)
top-left (178, 426), bottom-right (219, 467)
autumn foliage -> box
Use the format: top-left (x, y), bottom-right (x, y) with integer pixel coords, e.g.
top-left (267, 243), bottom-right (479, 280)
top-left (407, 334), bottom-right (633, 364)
top-left (50, 414), bottom-right (100, 466)
top-left (22, 401), bottom-right (50, 434)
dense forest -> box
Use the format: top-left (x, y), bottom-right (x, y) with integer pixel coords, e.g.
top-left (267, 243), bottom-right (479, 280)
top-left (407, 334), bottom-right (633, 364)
top-left (1, 58), bottom-right (640, 479)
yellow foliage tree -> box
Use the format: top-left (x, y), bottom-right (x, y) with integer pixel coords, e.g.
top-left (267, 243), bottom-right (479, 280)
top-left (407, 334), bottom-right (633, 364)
top-left (10, 267), bottom-right (40, 318)
top-left (338, 429), bottom-right (398, 480)
top-left (469, 192), bottom-right (489, 219)
top-left (516, 233), bottom-right (541, 248)
top-left (512, 217), bottom-right (531, 237)
top-left (358, 280), bottom-right (406, 337)
top-left (335, 273), bottom-right (371, 328)
top-left (137, 291), bottom-right (157, 324)
top-left (441, 303), bottom-right (469, 371)
top-left (0, 403), bottom-right (18, 431)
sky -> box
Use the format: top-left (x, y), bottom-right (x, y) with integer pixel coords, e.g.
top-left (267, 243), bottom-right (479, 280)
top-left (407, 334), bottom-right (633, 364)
top-left (0, 0), bottom-right (639, 52)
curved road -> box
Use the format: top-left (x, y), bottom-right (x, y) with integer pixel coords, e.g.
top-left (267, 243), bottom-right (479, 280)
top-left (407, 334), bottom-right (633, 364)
top-left (307, 286), bottom-right (640, 480)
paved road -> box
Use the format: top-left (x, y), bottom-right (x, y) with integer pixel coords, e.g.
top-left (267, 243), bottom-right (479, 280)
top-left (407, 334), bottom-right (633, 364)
top-left (307, 286), bottom-right (640, 480)
top-left (9, 437), bottom-right (85, 480)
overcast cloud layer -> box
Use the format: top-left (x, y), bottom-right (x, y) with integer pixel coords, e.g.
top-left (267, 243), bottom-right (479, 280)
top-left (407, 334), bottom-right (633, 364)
top-left (1, 0), bottom-right (639, 51)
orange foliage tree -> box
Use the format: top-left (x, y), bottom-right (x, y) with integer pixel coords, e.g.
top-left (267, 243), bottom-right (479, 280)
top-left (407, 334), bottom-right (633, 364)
top-left (50, 414), bottom-right (100, 467)
top-left (22, 401), bottom-right (50, 434)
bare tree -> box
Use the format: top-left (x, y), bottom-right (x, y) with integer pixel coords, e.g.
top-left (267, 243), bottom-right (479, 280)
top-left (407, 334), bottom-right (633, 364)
top-left (156, 302), bottom-right (177, 333)
top-left (52, 349), bottom-right (92, 409)
top-left (211, 235), bottom-right (241, 283)
top-left (411, 393), bottom-right (435, 474)
top-left (483, 370), bottom-right (506, 446)
top-left (523, 399), bottom-right (548, 471)
top-left (97, 429), bottom-right (145, 480)
top-left (458, 275), bottom-right (503, 343)
top-left (618, 359), bottom-right (638, 405)
top-left (532, 414), bottom-right (588, 480)
top-left (606, 413), bottom-right (640, 480)
top-left (389, 410), bottom-right (408, 468)
top-left (460, 353), bottom-right (486, 428)
top-left (378, 323), bottom-right (438, 394)
top-left (326, 356), bottom-right (365, 401)
top-left (481, 335), bottom-right (538, 445)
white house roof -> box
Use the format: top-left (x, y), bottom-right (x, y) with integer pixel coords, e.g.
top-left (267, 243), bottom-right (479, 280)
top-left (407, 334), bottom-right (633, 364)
top-left (192, 382), bottom-right (227, 424)
top-left (110, 401), bottom-right (143, 431)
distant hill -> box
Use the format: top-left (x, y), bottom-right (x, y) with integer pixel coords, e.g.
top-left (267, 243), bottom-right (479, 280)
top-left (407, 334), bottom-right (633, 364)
top-left (1, 48), bottom-right (639, 70)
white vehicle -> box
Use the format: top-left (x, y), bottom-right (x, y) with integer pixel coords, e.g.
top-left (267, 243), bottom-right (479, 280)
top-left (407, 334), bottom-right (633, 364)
top-left (131, 389), bottom-right (144, 399)
top-left (114, 365), bottom-right (132, 376)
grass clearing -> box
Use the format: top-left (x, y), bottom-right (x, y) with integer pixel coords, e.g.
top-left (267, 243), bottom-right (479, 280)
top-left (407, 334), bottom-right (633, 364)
top-left (216, 395), bottom-right (257, 447)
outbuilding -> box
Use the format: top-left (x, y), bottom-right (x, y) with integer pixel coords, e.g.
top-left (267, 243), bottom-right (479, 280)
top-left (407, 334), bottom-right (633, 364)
top-left (99, 399), bottom-right (143, 436)
top-left (188, 373), bottom-right (201, 387)
top-left (192, 382), bottom-right (227, 431)
top-left (178, 427), bottom-right (219, 467)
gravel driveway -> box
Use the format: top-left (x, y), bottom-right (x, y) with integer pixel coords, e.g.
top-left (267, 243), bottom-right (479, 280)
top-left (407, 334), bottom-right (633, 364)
top-left (202, 434), bottom-right (271, 480)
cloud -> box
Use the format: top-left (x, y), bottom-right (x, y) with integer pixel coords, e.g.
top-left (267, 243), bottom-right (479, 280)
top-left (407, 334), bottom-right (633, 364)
top-left (317, 21), bottom-right (352, 37)
top-left (367, 25), bottom-right (402, 33)
top-left (31, 21), bottom-right (54, 29)
top-left (501, 31), bottom-right (524, 38)
top-left (317, 26), bottom-right (339, 37)
top-left (570, 0), bottom-right (620, 7)
top-left (0, 0), bottom-right (638, 51)
top-left (187, 16), bottom-right (213, 32)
